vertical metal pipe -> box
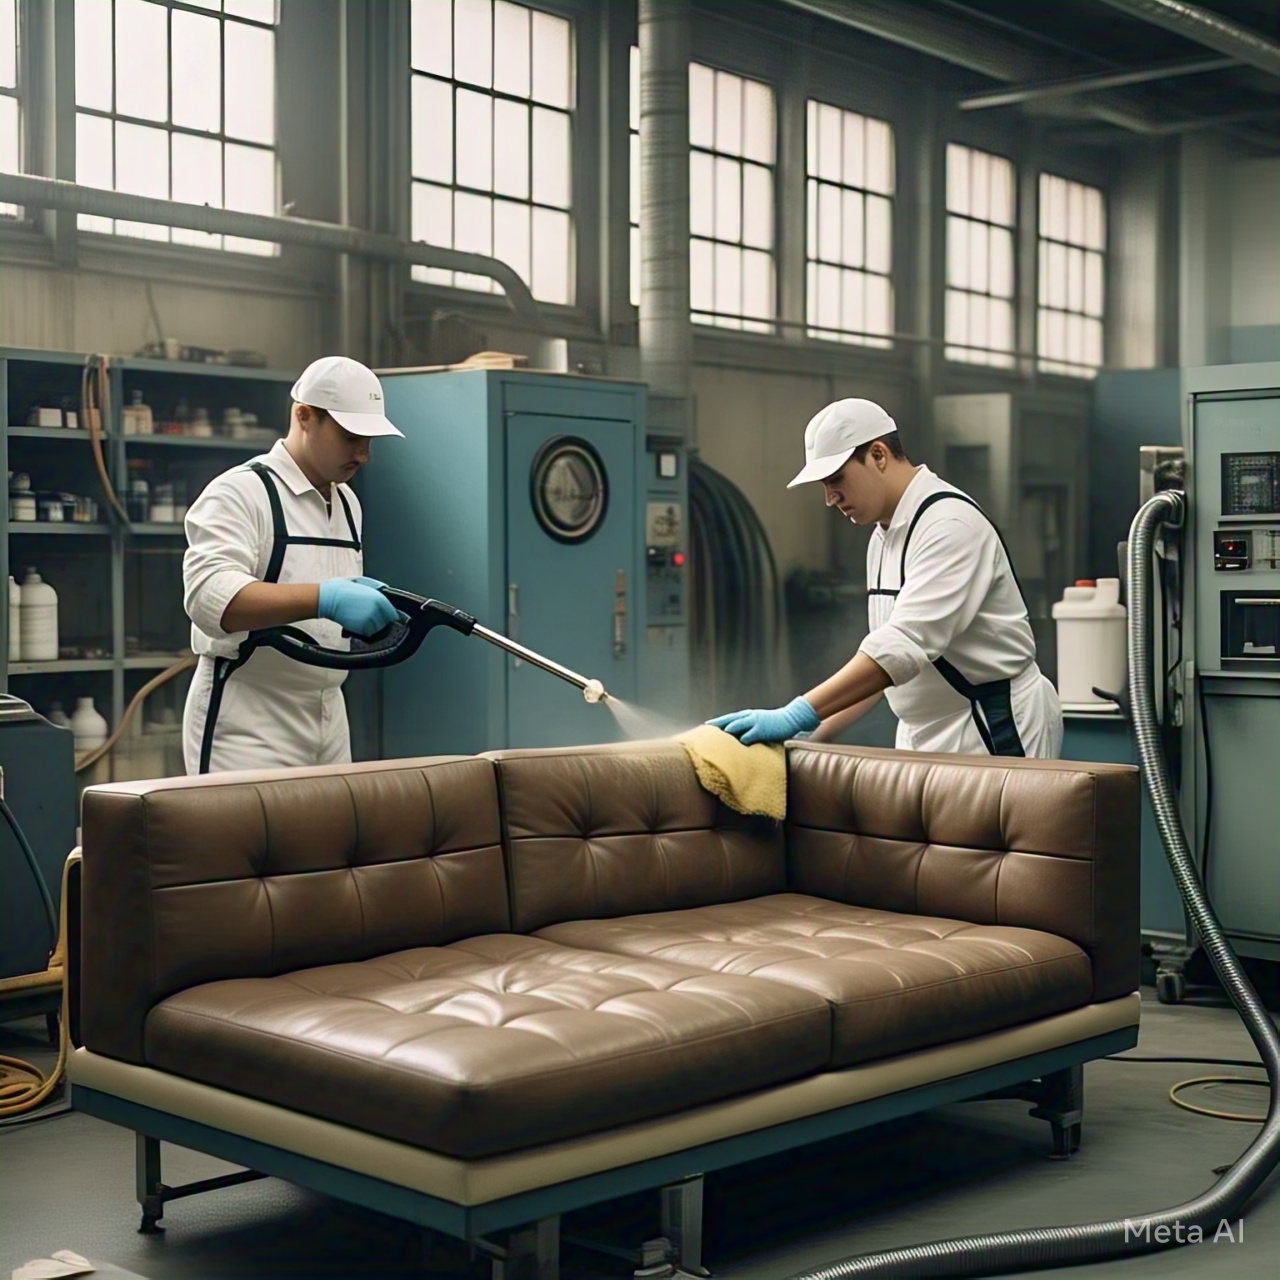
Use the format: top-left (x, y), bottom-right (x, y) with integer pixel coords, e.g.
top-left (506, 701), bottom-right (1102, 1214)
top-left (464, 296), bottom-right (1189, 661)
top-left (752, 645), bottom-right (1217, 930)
top-left (337, 0), bottom-right (352, 356)
top-left (638, 0), bottom-right (692, 408)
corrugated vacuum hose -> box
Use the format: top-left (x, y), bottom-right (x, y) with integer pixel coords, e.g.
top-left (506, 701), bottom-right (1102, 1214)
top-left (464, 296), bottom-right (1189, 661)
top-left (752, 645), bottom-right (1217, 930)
top-left (786, 490), bottom-right (1278, 1279)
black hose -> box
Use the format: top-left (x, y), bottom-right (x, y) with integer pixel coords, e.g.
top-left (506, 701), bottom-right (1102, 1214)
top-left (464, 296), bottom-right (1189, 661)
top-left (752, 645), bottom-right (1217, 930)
top-left (787, 490), bottom-right (1279, 1279)
top-left (0, 796), bottom-right (58, 949)
top-left (689, 457), bottom-right (784, 708)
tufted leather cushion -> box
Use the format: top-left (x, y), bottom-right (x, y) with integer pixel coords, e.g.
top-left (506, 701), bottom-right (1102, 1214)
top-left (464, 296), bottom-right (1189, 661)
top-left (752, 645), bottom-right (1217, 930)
top-left (143, 934), bottom-right (832, 1157)
top-left (538, 894), bottom-right (1094, 1067)
top-left (784, 745), bottom-right (1140, 1002)
top-left (486, 742), bottom-right (786, 933)
top-left (81, 758), bottom-right (509, 1063)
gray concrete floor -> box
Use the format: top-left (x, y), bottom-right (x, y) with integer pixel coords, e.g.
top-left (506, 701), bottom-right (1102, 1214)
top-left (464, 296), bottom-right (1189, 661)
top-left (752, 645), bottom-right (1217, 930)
top-left (1, 990), bottom-right (1275, 1280)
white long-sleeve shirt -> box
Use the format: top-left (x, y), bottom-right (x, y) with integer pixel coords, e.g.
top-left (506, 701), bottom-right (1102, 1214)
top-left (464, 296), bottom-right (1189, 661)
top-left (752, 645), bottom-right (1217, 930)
top-left (860, 465), bottom-right (1039, 737)
top-left (182, 439), bottom-right (363, 663)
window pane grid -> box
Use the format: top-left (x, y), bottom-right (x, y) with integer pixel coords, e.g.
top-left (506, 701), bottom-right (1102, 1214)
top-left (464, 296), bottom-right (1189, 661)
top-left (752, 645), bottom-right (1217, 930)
top-left (804, 100), bottom-right (894, 348)
top-left (630, 51), bottom-right (776, 329)
top-left (945, 143), bottom-right (1015, 368)
top-left (410, 0), bottom-right (575, 306)
top-left (1037, 172), bottom-right (1106, 377)
top-left (73, 0), bottom-right (278, 254)
top-left (688, 62), bottom-right (775, 331)
top-left (1, 0), bottom-right (20, 217)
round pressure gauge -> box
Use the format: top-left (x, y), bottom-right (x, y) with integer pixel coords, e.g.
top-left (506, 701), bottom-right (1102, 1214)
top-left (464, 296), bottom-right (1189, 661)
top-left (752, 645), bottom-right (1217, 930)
top-left (530, 437), bottom-right (609, 543)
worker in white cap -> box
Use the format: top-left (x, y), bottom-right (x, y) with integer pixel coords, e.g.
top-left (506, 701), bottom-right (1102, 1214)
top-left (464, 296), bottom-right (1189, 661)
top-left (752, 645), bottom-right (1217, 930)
top-left (710, 398), bottom-right (1062, 757)
top-left (181, 355), bottom-right (404, 773)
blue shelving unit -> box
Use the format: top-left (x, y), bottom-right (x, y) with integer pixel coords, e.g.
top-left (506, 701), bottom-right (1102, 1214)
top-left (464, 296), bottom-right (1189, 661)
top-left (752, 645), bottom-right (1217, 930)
top-left (1, 346), bottom-right (295, 767)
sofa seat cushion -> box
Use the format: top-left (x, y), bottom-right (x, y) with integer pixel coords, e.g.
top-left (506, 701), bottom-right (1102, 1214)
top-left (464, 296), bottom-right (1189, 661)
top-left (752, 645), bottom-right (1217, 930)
top-left (537, 893), bottom-right (1093, 1068)
top-left (143, 933), bottom-right (831, 1159)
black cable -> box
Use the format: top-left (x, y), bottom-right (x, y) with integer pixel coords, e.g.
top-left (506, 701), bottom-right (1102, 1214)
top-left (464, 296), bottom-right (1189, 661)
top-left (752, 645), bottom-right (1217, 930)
top-left (1197, 676), bottom-right (1213, 896)
top-left (0, 797), bottom-right (57, 948)
top-left (1105, 1055), bottom-right (1265, 1069)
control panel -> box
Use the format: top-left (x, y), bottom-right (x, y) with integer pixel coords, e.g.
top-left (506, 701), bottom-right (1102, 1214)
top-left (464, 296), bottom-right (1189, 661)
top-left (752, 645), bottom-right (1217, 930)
top-left (1193, 401), bottom-right (1280, 674)
top-left (645, 499), bottom-right (686, 622)
top-left (1214, 528), bottom-right (1280, 572)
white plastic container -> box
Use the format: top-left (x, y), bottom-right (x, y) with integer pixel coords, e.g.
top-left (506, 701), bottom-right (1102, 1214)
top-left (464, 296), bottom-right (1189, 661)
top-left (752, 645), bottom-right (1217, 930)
top-left (1052, 577), bottom-right (1127, 706)
top-left (71, 696), bottom-right (109, 753)
top-left (8, 575), bottom-right (20, 661)
top-left (47, 700), bottom-right (72, 729)
top-left (18, 568), bottom-right (59, 662)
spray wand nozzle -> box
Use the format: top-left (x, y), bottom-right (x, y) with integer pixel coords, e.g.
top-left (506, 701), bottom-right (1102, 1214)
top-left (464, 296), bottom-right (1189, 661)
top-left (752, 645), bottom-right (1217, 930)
top-left (254, 588), bottom-right (611, 703)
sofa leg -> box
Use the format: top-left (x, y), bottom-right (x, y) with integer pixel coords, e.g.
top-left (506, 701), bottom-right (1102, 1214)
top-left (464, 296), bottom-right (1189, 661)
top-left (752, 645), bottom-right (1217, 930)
top-left (1029, 1064), bottom-right (1084, 1160)
top-left (136, 1133), bottom-right (165, 1234)
top-left (658, 1175), bottom-right (710, 1277)
top-left (482, 1215), bottom-right (560, 1280)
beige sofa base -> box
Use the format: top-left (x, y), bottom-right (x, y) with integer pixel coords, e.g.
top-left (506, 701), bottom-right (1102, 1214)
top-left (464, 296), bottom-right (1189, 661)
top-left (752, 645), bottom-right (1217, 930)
top-left (70, 994), bottom-right (1138, 1235)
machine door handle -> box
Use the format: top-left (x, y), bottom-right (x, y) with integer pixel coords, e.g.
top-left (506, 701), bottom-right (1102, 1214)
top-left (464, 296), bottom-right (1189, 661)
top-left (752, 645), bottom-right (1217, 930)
top-left (614, 569), bottom-right (627, 658)
top-left (508, 583), bottom-right (523, 666)
top-left (1236, 598), bottom-right (1280, 605)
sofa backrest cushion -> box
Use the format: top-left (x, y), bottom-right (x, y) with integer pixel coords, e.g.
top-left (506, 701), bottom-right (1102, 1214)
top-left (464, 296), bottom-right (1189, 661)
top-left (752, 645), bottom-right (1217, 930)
top-left (80, 757), bottom-right (507, 1063)
top-left (486, 742), bottom-right (786, 933)
top-left (785, 744), bottom-right (1140, 1002)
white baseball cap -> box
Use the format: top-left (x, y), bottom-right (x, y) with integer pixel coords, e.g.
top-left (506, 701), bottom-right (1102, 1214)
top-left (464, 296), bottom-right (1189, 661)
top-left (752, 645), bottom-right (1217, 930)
top-left (786, 398), bottom-right (897, 488)
top-left (291, 356), bottom-right (403, 438)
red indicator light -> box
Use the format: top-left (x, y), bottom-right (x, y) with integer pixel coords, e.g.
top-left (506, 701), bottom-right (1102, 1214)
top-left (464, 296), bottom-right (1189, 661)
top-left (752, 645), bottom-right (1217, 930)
top-left (673, 552), bottom-right (686, 567)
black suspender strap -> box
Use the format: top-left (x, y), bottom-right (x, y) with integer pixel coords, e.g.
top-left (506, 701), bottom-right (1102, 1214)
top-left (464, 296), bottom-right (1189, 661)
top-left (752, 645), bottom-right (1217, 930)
top-left (874, 488), bottom-right (1029, 758)
top-left (248, 463), bottom-right (290, 583)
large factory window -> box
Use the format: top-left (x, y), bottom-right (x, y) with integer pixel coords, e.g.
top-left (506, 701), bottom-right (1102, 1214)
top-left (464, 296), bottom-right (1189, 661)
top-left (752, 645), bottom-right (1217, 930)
top-left (73, 0), bottom-right (279, 255)
top-left (944, 142), bottom-right (1015, 368)
top-left (1037, 173), bottom-right (1105, 377)
top-left (410, 0), bottom-right (575, 306)
top-left (1, 0), bottom-right (21, 217)
top-left (804, 99), bottom-right (894, 347)
top-left (628, 52), bottom-right (775, 331)
top-left (688, 62), bottom-right (775, 332)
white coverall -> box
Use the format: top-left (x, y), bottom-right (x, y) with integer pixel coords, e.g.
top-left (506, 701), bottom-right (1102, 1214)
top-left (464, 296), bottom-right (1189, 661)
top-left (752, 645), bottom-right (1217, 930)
top-left (861, 465), bottom-right (1063, 758)
top-left (181, 440), bottom-right (362, 773)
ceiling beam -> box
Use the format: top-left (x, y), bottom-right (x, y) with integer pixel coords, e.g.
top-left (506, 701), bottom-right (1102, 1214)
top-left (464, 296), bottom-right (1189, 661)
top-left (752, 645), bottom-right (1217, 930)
top-left (960, 56), bottom-right (1235, 110)
top-left (1096, 0), bottom-right (1280, 80)
top-left (778, 0), bottom-right (1164, 133)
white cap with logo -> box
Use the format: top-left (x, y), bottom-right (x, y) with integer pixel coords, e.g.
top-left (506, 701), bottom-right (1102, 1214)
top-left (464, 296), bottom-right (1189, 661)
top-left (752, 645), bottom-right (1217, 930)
top-left (291, 356), bottom-right (404, 438)
top-left (787, 398), bottom-right (897, 488)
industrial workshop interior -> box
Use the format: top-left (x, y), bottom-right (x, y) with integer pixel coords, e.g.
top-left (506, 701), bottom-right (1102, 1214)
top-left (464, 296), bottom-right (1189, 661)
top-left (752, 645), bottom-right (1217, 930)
top-left (2, 0), bottom-right (1280, 1278)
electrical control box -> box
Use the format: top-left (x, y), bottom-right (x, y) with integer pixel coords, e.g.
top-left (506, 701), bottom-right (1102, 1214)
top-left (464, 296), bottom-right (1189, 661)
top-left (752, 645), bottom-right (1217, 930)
top-left (1182, 362), bottom-right (1280, 957)
top-left (639, 441), bottom-right (691, 722)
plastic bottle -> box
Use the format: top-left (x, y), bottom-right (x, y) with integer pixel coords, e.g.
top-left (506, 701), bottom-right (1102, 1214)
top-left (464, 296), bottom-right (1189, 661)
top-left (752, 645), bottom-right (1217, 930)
top-left (47, 701), bottom-right (72, 729)
top-left (8, 575), bottom-right (21, 661)
top-left (1051, 577), bottom-right (1127, 705)
top-left (71, 696), bottom-right (109, 753)
top-left (122, 390), bottom-right (154, 436)
top-left (18, 568), bottom-right (59, 662)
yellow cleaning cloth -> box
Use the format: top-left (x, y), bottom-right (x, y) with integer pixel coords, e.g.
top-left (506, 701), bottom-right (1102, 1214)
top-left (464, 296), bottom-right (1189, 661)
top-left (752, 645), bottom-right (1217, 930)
top-left (677, 724), bottom-right (787, 820)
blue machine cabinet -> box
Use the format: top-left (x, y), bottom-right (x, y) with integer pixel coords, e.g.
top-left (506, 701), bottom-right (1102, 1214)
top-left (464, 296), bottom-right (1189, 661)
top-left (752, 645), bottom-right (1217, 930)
top-left (1060, 710), bottom-right (1185, 941)
top-left (361, 370), bottom-right (688, 758)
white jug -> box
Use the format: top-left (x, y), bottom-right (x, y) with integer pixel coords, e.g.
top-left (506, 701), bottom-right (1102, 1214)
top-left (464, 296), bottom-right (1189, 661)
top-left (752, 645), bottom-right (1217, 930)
top-left (1052, 578), bottom-right (1126, 706)
top-left (8, 574), bottom-right (20, 661)
top-left (71, 696), bottom-right (109, 753)
top-left (19, 569), bottom-right (59, 662)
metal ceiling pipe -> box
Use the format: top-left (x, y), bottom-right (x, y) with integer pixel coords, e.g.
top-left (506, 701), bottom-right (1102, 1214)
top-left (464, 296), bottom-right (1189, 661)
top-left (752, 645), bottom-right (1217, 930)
top-left (778, 0), bottom-right (1167, 134)
top-left (1097, 0), bottom-right (1280, 80)
top-left (638, 0), bottom-right (692, 406)
top-left (0, 173), bottom-right (543, 329)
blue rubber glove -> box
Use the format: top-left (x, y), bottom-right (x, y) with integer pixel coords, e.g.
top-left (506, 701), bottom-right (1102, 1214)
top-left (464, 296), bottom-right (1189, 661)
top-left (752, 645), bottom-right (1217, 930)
top-left (707, 696), bottom-right (820, 746)
top-left (316, 577), bottom-right (398, 638)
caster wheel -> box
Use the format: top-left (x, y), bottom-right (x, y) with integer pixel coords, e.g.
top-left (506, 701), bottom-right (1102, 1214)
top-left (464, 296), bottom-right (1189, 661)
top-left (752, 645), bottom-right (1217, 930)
top-left (1156, 971), bottom-right (1186, 1004)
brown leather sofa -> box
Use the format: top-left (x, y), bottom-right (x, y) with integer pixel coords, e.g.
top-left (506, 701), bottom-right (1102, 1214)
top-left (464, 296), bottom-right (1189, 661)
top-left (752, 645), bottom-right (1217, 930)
top-left (68, 740), bottom-right (1140, 1278)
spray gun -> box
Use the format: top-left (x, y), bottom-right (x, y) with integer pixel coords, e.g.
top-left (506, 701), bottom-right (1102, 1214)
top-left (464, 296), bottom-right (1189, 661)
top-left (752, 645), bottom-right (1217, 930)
top-left (249, 587), bottom-right (609, 704)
